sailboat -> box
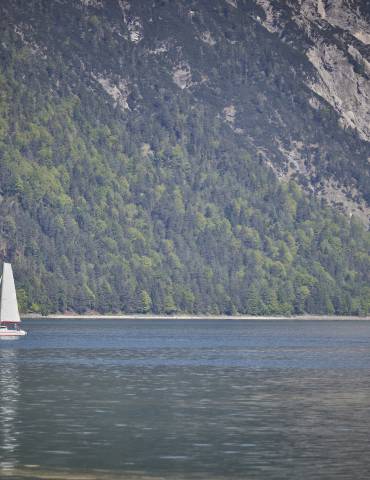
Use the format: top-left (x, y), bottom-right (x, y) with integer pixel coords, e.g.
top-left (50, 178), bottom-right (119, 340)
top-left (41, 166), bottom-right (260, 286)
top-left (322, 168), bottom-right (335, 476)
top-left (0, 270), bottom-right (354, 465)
top-left (0, 263), bottom-right (27, 338)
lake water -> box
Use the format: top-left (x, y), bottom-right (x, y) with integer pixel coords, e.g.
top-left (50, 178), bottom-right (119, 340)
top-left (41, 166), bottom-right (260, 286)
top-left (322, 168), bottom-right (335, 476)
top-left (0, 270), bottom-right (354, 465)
top-left (1, 319), bottom-right (370, 479)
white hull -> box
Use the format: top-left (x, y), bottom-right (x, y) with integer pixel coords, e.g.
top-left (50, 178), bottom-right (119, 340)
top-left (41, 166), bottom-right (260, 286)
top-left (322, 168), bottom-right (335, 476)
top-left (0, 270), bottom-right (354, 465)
top-left (0, 329), bottom-right (27, 338)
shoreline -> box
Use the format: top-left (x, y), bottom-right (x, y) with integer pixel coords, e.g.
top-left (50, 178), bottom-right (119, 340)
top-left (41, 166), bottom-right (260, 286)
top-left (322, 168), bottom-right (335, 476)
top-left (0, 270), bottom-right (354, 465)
top-left (22, 313), bottom-right (370, 321)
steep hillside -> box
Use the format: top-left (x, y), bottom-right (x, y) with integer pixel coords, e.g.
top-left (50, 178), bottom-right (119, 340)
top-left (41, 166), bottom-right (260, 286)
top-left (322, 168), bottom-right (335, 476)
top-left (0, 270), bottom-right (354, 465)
top-left (1, 0), bottom-right (370, 315)
top-left (254, 0), bottom-right (370, 222)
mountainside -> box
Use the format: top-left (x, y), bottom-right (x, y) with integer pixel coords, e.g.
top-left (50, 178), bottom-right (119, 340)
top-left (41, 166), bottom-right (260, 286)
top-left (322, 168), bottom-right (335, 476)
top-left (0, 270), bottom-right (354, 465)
top-left (1, 0), bottom-right (370, 315)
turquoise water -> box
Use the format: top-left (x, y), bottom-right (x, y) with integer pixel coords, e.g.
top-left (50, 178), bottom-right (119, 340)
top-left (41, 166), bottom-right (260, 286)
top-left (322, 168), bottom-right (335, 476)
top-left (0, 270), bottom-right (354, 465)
top-left (1, 319), bottom-right (370, 479)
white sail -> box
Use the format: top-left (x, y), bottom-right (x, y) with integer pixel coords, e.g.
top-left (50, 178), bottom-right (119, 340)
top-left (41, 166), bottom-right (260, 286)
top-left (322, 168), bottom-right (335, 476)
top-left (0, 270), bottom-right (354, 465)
top-left (0, 263), bottom-right (21, 324)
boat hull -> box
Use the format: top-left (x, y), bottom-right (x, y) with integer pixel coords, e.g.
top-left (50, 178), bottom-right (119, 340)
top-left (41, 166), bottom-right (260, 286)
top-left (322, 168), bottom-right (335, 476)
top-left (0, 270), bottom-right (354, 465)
top-left (0, 329), bottom-right (27, 338)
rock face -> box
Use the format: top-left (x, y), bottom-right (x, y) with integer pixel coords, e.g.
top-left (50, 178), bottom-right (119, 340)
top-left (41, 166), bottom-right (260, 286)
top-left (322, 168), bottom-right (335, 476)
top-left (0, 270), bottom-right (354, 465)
top-left (259, 0), bottom-right (370, 144)
top-left (253, 0), bottom-right (370, 224)
top-left (315, 0), bottom-right (370, 44)
top-left (92, 74), bottom-right (130, 110)
top-left (173, 63), bottom-right (193, 89)
top-left (307, 43), bottom-right (370, 142)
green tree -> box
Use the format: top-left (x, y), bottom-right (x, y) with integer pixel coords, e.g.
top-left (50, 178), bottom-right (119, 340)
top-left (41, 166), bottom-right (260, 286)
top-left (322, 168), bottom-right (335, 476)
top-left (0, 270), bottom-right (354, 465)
top-left (140, 290), bottom-right (152, 313)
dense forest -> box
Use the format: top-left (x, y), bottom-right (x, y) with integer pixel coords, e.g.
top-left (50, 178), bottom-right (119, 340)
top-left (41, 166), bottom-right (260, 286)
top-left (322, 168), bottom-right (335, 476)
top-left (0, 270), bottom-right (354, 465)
top-left (1, 0), bottom-right (370, 315)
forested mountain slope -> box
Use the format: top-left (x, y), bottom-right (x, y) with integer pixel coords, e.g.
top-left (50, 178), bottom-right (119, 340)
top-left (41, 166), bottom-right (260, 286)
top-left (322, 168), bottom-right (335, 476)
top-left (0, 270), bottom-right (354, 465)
top-left (1, 0), bottom-right (370, 315)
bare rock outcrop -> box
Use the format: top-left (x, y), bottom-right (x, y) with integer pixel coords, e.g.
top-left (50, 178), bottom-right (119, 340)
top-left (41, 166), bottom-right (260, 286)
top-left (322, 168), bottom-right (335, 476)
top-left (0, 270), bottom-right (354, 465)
top-left (253, 0), bottom-right (370, 224)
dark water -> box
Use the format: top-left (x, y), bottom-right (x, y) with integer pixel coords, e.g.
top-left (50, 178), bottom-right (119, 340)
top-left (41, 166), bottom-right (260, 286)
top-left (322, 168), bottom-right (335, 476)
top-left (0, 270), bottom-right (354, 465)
top-left (1, 319), bottom-right (370, 480)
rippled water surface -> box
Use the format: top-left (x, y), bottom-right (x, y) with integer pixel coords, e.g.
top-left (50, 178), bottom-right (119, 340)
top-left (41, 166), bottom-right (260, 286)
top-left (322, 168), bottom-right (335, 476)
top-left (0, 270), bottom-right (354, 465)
top-left (1, 319), bottom-right (370, 479)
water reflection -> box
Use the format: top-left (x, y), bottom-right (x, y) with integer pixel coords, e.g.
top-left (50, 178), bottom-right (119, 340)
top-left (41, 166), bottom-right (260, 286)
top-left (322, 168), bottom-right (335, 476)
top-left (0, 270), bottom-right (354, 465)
top-left (2, 319), bottom-right (370, 479)
top-left (0, 349), bottom-right (19, 470)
